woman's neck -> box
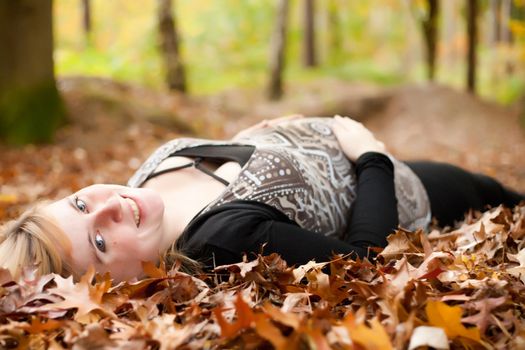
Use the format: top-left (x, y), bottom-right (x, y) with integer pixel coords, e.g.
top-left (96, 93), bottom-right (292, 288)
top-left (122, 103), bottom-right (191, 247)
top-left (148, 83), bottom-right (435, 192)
top-left (143, 161), bottom-right (241, 253)
top-left (160, 181), bottom-right (225, 250)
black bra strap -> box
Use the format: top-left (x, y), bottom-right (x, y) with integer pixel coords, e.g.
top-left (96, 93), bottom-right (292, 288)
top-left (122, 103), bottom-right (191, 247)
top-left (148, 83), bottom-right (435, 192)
top-left (145, 157), bottom-right (230, 186)
top-left (194, 158), bottom-right (230, 186)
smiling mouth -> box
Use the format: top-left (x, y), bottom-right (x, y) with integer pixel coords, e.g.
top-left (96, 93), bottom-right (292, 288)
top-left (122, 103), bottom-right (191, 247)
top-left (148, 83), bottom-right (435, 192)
top-left (124, 197), bottom-right (141, 227)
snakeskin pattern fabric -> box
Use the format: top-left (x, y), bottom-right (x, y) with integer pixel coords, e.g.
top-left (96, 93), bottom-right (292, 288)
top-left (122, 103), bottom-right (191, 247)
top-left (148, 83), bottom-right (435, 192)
top-left (128, 118), bottom-right (431, 238)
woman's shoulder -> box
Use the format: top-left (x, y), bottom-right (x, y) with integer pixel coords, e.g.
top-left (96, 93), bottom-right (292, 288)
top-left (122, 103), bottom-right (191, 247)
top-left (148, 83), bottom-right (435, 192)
top-left (127, 137), bottom-right (250, 188)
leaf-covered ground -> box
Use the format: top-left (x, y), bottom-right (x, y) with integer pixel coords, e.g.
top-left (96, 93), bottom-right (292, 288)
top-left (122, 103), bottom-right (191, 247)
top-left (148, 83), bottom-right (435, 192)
top-left (0, 78), bottom-right (524, 349)
top-left (1, 205), bottom-right (525, 349)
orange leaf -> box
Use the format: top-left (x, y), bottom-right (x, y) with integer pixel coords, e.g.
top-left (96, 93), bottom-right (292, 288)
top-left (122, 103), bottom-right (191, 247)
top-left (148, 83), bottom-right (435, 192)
top-left (142, 260), bottom-right (167, 279)
top-left (212, 307), bottom-right (236, 338)
top-left (426, 300), bottom-right (481, 342)
top-left (343, 314), bottom-right (393, 350)
top-left (213, 293), bottom-right (255, 339)
top-left (307, 326), bottom-right (332, 350)
top-left (235, 292), bottom-right (255, 328)
top-left (262, 302), bottom-right (301, 329)
top-left (22, 317), bottom-right (64, 334)
top-left (253, 313), bottom-right (288, 350)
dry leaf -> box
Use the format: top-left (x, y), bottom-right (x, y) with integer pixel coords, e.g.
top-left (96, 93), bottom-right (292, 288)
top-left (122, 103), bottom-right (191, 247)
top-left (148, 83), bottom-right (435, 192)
top-left (408, 326), bottom-right (449, 350)
top-left (426, 300), bottom-right (481, 342)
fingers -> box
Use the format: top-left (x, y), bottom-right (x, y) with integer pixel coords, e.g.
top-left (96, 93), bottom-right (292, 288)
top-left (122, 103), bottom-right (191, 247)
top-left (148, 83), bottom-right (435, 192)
top-left (331, 114), bottom-right (386, 161)
top-left (334, 115), bottom-right (364, 129)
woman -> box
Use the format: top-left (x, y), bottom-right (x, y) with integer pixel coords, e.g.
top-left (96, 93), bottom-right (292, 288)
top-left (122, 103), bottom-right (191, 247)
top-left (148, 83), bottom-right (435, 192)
top-left (0, 116), bottom-right (522, 282)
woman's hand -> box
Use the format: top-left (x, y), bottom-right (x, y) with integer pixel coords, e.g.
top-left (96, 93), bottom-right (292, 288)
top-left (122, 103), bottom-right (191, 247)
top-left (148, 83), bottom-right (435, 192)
top-left (332, 115), bottom-right (386, 162)
top-left (232, 114), bottom-right (304, 140)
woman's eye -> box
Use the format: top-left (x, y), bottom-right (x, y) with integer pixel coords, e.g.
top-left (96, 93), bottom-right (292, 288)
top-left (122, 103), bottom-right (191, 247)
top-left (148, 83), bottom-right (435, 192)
top-left (74, 196), bottom-right (88, 213)
top-left (94, 233), bottom-right (106, 253)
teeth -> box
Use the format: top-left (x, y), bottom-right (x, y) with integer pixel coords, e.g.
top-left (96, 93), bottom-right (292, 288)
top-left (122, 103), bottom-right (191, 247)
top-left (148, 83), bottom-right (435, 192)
top-left (125, 197), bottom-right (140, 227)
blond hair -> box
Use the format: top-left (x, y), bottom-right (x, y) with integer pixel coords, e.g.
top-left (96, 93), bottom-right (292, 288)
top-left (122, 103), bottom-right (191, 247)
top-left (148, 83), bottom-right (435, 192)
top-left (0, 202), bottom-right (74, 280)
top-left (164, 243), bottom-right (202, 275)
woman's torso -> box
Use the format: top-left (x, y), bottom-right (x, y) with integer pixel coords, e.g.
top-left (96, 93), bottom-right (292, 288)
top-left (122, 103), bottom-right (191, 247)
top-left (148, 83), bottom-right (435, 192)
top-left (127, 117), bottom-right (431, 237)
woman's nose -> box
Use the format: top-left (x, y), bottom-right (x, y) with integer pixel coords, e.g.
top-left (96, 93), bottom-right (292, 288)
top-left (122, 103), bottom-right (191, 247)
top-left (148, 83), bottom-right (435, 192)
top-left (93, 195), bottom-right (123, 225)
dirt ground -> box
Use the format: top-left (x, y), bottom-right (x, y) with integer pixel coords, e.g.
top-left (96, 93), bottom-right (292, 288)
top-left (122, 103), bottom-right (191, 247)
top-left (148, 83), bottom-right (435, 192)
top-left (1, 77), bottom-right (524, 221)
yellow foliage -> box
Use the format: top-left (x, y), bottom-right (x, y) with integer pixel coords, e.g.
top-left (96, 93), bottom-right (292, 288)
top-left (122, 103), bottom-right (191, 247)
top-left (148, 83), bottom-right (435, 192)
top-left (343, 314), bottom-right (393, 350)
top-left (426, 300), bottom-right (481, 343)
top-left (510, 20), bottom-right (525, 38)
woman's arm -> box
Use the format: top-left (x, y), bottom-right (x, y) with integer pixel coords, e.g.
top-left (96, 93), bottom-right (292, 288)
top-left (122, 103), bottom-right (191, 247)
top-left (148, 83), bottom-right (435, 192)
top-left (181, 201), bottom-right (367, 268)
top-left (182, 116), bottom-right (398, 267)
top-left (331, 115), bottom-right (397, 247)
top-left (181, 153), bottom-right (398, 268)
top-left (343, 152), bottom-right (397, 248)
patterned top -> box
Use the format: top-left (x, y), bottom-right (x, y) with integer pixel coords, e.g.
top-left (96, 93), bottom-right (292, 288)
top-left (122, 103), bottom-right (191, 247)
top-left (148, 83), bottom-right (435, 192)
top-left (127, 118), bottom-right (431, 238)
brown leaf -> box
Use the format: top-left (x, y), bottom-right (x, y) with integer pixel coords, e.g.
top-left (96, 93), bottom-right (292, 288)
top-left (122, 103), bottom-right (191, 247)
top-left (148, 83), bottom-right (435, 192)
top-left (37, 267), bottom-right (115, 320)
top-left (462, 296), bottom-right (507, 333)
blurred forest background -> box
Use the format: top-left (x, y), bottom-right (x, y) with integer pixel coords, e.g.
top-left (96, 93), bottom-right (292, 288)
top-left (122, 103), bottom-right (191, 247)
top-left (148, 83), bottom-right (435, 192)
top-left (52, 0), bottom-right (525, 100)
top-left (1, 0), bottom-right (525, 220)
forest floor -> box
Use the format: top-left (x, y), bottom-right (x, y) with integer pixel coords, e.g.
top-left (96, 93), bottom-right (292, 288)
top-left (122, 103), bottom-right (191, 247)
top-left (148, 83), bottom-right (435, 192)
top-left (1, 76), bottom-right (523, 221)
top-left (1, 78), bottom-right (525, 348)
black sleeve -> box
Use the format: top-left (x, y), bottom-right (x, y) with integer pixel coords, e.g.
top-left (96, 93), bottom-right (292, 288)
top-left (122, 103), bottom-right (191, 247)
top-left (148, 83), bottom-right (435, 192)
top-left (344, 152), bottom-right (398, 249)
top-left (180, 152), bottom-right (397, 268)
top-left (183, 217), bottom-right (366, 269)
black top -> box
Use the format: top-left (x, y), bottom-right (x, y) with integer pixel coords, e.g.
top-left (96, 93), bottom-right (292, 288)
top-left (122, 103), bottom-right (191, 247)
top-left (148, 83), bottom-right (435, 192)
top-left (177, 152), bottom-right (397, 269)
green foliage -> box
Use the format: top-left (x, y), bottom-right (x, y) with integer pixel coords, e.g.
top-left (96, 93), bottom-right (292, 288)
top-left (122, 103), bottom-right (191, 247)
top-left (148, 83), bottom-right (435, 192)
top-left (53, 0), bottom-right (524, 103)
top-left (0, 82), bottom-right (65, 145)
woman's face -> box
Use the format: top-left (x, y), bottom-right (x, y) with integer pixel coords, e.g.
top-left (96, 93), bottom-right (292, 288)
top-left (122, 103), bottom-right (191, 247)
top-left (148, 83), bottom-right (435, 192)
top-left (44, 184), bottom-right (165, 282)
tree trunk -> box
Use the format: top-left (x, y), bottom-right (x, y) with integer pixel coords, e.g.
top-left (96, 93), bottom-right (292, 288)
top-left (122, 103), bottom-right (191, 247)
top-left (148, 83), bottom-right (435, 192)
top-left (0, 0), bottom-right (65, 145)
top-left (303, 0), bottom-right (317, 67)
top-left (420, 0), bottom-right (440, 81)
top-left (267, 0), bottom-right (289, 100)
top-left (466, 0), bottom-right (478, 93)
top-left (441, 0), bottom-right (459, 68)
top-left (81, 0), bottom-right (92, 45)
top-left (326, 0), bottom-right (341, 61)
top-left (501, 0), bottom-right (512, 44)
top-left (489, 0), bottom-right (501, 45)
top-left (157, 0), bottom-right (187, 92)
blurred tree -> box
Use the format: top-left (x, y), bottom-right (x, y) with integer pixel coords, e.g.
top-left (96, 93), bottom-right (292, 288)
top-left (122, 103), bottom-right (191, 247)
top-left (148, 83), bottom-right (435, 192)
top-left (326, 0), bottom-right (341, 60)
top-left (411, 0), bottom-right (440, 81)
top-left (157, 0), bottom-right (187, 92)
top-left (501, 0), bottom-right (513, 43)
top-left (421, 0), bottom-right (440, 81)
top-left (489, 0), bottom-right (502, 44)
top-left (81, 0), bottom-right (92, 45)
top-left (466, 0), bottom-right (479, 93)
top-left (0, 0), bottom-right (65, 145)
top-left (267, 0), bottom-right (289, 100)
top-left (303, 0), bottom-right (317, 67)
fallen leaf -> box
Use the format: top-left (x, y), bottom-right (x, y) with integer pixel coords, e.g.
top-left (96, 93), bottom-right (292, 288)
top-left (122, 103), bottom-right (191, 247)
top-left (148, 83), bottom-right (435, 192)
top-left (343, 313), bottom-right (393, 350)
top-left (426, 300), bottom-right (481, 342)
top-left (408, 326), bottom-right (449, 350)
